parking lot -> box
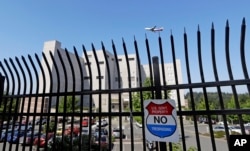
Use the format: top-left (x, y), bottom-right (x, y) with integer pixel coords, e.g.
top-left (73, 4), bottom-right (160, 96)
top-left (0, 117), bottom-right (145, 151)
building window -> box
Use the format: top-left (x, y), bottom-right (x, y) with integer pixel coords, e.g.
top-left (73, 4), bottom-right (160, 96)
top-left (115, 77), bottom-right (122, 81)
top-left (118, 58), bottom-right (122, 61)
top-left (129, 76), bottom-right (135, 81)
top-left (96, 76), bottom-right (104, 79)
top-left (99, 61), bottom-right (104, 64)
top-left (128, 57), bottom-right (135, 61)
top-left (84, 76), bottom-right (90, 80)
top-left (87, 54), bottom-right (92, 58)
top-left (85, 62), bottom-right (91, 65)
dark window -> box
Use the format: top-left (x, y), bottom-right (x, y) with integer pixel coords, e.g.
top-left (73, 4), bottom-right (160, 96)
top-left (84, 76), bottom-right (90, 80)
top-left (96, 76), bottom-right (104, 79)
top-left (118, 58), bottom-right (122, 61)
top-left (115, 77), bottom-right (122, 81)
top-left (128, 57), bottom-right (135, 61)
top-left (128, 76), bottom-right (135, 81)
top-left (99, 61), bottom-right (104, 64)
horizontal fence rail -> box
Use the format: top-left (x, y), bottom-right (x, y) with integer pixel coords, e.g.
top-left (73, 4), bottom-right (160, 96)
top-left (0, 18), bottom-right (250, 151)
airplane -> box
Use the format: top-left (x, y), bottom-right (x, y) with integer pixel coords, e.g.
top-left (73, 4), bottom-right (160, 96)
top-left (145, 26), bottom-right (164, 32)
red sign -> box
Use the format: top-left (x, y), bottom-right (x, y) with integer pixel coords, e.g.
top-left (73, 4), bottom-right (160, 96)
top-left (146, 101), bottom-right (174, 115)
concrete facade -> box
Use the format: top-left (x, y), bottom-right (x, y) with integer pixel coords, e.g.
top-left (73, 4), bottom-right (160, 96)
top-left (21, 40), bottom-right (185, 115)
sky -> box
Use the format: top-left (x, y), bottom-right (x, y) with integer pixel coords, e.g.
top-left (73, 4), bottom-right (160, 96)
top-left (1, 1), bottom-right (250, 92)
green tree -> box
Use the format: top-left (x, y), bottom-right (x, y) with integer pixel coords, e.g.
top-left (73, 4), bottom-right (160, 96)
top-left (131, 77), bottom-right (170, 124)
top-left (242, 97), bottom-right (250, 122)
top-left (226, 96), bottom-right (239, 124)
top-left (0, 94), bottom-right (18, 121)
top-left (58, 96), bottom-right (80, 113)
top-left (170, 143), bottom-right (197, 151)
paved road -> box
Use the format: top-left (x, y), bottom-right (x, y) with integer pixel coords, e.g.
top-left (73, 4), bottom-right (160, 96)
top-left (183, 123), bottom-right (228, 151)
top-left (0, 143), bottom-right (32, 151)
top-left (111, 119), bottom-right (229, 151)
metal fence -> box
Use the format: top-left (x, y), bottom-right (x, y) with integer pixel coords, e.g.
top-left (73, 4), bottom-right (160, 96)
top-left (1, 18), bottom-right (250, 151)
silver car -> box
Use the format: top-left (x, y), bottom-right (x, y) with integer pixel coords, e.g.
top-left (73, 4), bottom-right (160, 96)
top-left (112, 128), bottom-right (124, 138)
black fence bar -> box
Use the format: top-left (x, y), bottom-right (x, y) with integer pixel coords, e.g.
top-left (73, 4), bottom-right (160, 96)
top-left (0, 74), bottom-right (4, 104)
top-left (170, 32), bottom-right (187, 151)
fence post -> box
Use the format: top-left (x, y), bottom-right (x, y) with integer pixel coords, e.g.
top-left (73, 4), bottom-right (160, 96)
top-left (152, 56), bottom-right (167, 151)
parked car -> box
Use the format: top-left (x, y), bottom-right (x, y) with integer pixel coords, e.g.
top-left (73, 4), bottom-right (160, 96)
top-left (64, 127), bottom-right (80, 136)
top-left (217, 121), bottom-right (229, 125)
top-left (0, 129), bottom-right (13, 142)
top-left (244, 126), bottom-right (250, 134)
top-left (14, 124), bottom-right (32, 132)
top-left (96, 119), bottom-right (108, 127)
top-left (93, 135), bottom-right (109, 150)
top-left (81, 117), bottom-right (96, 127)
top-left (19, 131), bottom-right (40, 146)
top-left (213, 126), bottom-right (226, 132)
top-left (81, 127), bottom-right (94, 135)
top-left (207, 125), bottom-right (232, 134)
top-left (7, 130), bottom-right (25, 144)
top-left (229, 126), bottom-right (242, 134)
top-left (112, 128), bottom-right (125, 139)
top-left (33, 132), bottom-right (54, 148)
top-left (56, 127), bottom-right (63, 135)
top-left (94, 128), bottom-right (108, 137)
top-left (35, 118), bottom-right (47, 125)
top-left (229, 125), bottom-right (250, 134)
top-left (0, 123), bottom-right (12, 130)
top-left (82, 119), bottom-right (88, 127)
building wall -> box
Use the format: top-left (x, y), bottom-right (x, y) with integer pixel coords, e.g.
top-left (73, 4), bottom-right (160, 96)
top-left (38, 40), bottom-right (89, 108)
top-left (142, 59), bottom-right (185, 107)
top-left (32, 40), bottom-right (185, 114)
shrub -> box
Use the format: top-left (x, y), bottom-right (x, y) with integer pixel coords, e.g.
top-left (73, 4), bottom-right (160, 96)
top-left (134, 116), bottom-right (142, 124)
top-left (214, 131), bottom-right (225, 138)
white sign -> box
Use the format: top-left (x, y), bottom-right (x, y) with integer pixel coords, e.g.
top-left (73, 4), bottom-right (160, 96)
top-left (144, 99), bottom-right (179, 142)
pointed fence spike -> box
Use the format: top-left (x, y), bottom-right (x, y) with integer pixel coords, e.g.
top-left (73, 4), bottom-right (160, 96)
top-left (226, 20), bottom-right (229, 27)
top-left (91, 43), bottom-right (95, 50)
top-left (242, 18), bottom-right (246, 25)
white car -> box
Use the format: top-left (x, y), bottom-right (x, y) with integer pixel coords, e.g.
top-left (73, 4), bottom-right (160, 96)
top-left (230, 125), bottom-right (250, 134)
top-left (112, 128), bottom-right (125, 138)
top-left (229, 126), bottom-right (242, 134)
top-left (207, 125), bottom-right (232, 134)
top-left (81, 127), bottom-right (95, 135)
top-left (217, 121), bottom-right (229, 125)
top-left (96, 119), bottom-right (108, 127)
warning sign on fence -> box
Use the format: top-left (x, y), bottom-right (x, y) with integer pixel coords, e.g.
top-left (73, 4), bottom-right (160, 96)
top-left (144, 99), bottom-right (179, 142)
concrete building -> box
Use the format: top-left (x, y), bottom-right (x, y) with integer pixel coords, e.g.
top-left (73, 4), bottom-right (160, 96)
top-left (142, 60), bottom-right (185, 107)
top-left (21, 40), bottom-right (185, 117)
